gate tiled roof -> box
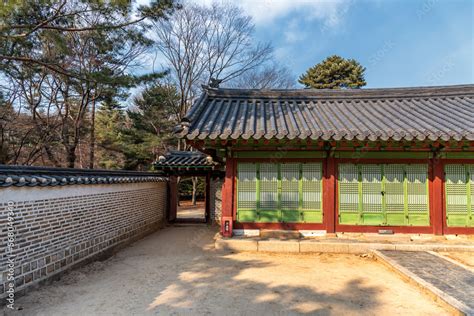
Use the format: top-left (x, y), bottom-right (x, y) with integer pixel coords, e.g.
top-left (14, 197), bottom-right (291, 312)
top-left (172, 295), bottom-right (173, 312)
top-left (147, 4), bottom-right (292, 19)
top-left (154, 151), bottom-right (218, 169)
top-left (177, 85), bottom-right (474, 142)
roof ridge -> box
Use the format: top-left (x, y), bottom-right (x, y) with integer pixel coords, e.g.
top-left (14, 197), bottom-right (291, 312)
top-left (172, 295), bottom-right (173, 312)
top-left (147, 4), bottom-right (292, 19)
top-left (168, 150), bottom-right (207, 156)
top-left (202, 84), bottom-right (474, 99)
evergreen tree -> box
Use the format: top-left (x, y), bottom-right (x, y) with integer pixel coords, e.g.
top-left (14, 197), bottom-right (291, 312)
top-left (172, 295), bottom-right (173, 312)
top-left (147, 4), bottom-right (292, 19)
top-left (299, 55), bottom-right (366, 89)
top-left (0, 0), bottom-right (177, 167)
top-left (95, 99), bottom-right (127, 169)
top-left (121, 82), bottom-right (180, 170)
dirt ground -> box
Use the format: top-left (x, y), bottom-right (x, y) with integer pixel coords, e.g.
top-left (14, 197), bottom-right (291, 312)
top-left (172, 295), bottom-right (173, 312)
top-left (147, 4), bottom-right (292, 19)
top-left (4, 226), bottom-right (450, 316)
top-left (177, 200), bottom-right (205, 219)
top-left (440, 252), bottom-right (474, 269)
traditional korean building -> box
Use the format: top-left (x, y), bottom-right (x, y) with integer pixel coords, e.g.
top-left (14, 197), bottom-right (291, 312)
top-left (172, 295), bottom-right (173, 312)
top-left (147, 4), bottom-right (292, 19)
top-left (175, 84), bottom-right (474, 237)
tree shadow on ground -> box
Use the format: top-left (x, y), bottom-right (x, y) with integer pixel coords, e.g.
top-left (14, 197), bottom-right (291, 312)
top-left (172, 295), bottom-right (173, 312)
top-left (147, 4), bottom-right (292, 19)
top-left (6, 226), bottom-right (418, 316)
top-left (144, 227), bottom-right (381, 315)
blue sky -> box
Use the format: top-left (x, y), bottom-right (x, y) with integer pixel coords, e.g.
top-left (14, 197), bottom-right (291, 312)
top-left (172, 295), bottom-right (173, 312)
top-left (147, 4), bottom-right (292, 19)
top-left (244, 0), bottom-right (473, 88)
top-left (140, 0), bottom-right (473, 88)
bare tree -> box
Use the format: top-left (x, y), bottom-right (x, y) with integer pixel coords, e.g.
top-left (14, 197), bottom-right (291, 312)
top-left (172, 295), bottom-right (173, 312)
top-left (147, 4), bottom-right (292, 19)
top-left (226, 62), bottom-right (296, 89)
top-left (2, 68), bottom-right (65, 166)
top-left (153, 5), bottom-right (209, 130)
top-left (153, 2), bottom-right (273, 124)
top-left (153, 2), bottom-right (277, 204)
top-left (1, 1), bottom-right (167, 168)
top-left (0, 82), bottom-right (47, 165)
top-left (203, 4), bottom-right (273, 83)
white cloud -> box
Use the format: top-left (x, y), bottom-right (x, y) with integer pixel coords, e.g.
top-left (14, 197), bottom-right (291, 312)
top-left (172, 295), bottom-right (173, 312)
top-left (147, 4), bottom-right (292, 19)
top-left (284, 30), bottom-right (303, 43)
top-left (137, 0), bottom-right (350, 28)
top-left (255, 0), bottom-right (345, 24)
top-left (190, 0), bottom-right (350, 26)
top-left (283, 18), bottom-right (305, 43)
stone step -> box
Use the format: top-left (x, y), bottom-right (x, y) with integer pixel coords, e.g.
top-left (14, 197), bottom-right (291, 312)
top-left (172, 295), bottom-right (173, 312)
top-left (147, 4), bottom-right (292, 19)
top-left (215, 238), bottom-right (474, 254)
top-left (259, 229), bottom-right (302, 239)
top-left (373, 250), bottom-right (474, 316)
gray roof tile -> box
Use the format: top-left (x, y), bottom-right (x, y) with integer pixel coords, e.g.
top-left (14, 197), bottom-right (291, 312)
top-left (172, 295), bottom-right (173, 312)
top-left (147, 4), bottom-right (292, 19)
top-left (0, 166), bottom-right (165, 188)
top-left (155, 151), bottom-right (218, 168)
top-left (178, 84), bottom-right (474, 142)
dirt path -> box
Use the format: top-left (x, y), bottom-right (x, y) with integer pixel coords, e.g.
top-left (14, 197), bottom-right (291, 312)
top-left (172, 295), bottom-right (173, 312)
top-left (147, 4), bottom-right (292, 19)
top-left (177, 201), bottom-right (205, 219)
top-left (4, 226), bottom-right (449, 316)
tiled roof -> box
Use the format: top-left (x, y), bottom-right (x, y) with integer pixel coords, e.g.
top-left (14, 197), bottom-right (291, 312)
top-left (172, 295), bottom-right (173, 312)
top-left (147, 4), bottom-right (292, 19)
top-left (0, 165), bottom-right (165, 188)
top-left (154, 151), bottom-right (218, 168)
top-left (177, 84), bottom-right (474, 142)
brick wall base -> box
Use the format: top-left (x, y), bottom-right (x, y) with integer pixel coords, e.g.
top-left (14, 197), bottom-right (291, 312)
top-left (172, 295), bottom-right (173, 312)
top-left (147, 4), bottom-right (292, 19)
top-left (0, 182), bottom-right (167, 304)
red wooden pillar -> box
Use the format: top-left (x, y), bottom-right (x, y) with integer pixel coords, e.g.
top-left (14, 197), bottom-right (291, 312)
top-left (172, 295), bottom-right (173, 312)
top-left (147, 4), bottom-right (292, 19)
top-left (205, 173), bottom-right (211, 223)
top-left (168, 175), bottom-right (178, 222)
top-left (431, 158), bottom-right (444, 235)
top-left (221, 157), bottom-right (234, 237)
top-left (323, 156), bottom-right (336, 234)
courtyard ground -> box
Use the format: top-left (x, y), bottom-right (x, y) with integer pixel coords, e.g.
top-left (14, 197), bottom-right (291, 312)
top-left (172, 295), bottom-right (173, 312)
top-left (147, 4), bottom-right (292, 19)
top-left (4, 226), bottom-right (450, 316)
top-left (176, 200), bottom-right (205, 219)
top-left (440, 251), bottom-right (474, 269)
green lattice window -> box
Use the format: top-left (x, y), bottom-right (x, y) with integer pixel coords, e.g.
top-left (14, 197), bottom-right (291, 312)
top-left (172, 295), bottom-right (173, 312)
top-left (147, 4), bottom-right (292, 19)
top-left (445, 164), bottom-right (473, 227)
top-left (302, 163), bottom-right (322, 210)
top-left (281, 164), bottom-right (300, 210)
top-left (339, 164), bottom-right (359, 213)
top-left (259, 163), bottom-right (278, 210)
top-left (384, 164), bottom-right (405, 214)
top-left (338, 164), bottom-right (429, 226)
top-left (236, 162), bottom-right (323, 223)
top-left (237, 163), bottom-right (257, 212)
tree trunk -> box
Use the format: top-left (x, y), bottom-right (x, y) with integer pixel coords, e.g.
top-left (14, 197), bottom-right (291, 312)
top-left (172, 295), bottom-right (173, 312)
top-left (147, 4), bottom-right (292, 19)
top-left (88, 96), bottom-right (96, 169)
top-left (67, 146), bottom-right (76, 168)
top-left (44, 144), bottom-right (61, 167)
top-left (191, 176), bottom-right (197, 205)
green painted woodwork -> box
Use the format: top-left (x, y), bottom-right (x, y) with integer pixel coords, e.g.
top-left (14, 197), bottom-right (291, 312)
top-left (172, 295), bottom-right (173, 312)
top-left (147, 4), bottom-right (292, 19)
top-left (237, 210), bottom-right (258, 222)
top-left (361, 164), bottom-right (383, 214)
top-left (334, 152), bottom-right (432, 159)
top-left (236, 162), bottom-right (323, 223)
top-left (338, 163), bottom-right (430, 226)
top-left (338, 164), bottom-right (359, 222)
top-left (281, 210), bottom-right (300, 222)
top-left (302, 163), bottom-right (322, 210)
top-left (259, 163), bottom-right (278, 210)
top-left (233, 151), bottom-right (326, 158)
top-left (384, 164), bottom-right (405, 213)
top-left (281, 163), bottom-right (300, 210)
top-left (301, 210), bottom-right (323, 223)
top-left (236, 163), bottom-right (257, 210)
top-left (445, 164), bottom-right (474, 227)
top-left (440, 152), bottom-right (474, 159)
top-left (231, 150), bottom-right (472, 160)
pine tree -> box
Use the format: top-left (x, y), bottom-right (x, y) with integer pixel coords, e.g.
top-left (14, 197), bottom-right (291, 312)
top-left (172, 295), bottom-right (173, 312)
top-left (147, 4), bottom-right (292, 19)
top-left (95, 99), bottom-right (127, 169)
top-left (121, 83), bottom-right (180, 170)
top-left (299, 55), bottom-right (366, 89)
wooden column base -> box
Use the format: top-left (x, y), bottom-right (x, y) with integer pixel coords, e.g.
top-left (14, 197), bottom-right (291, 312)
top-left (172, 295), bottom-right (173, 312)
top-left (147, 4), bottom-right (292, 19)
top-left (221, 216), bottom-right (233, 237)
top-left (220, 158), bottom-right (235, 237)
